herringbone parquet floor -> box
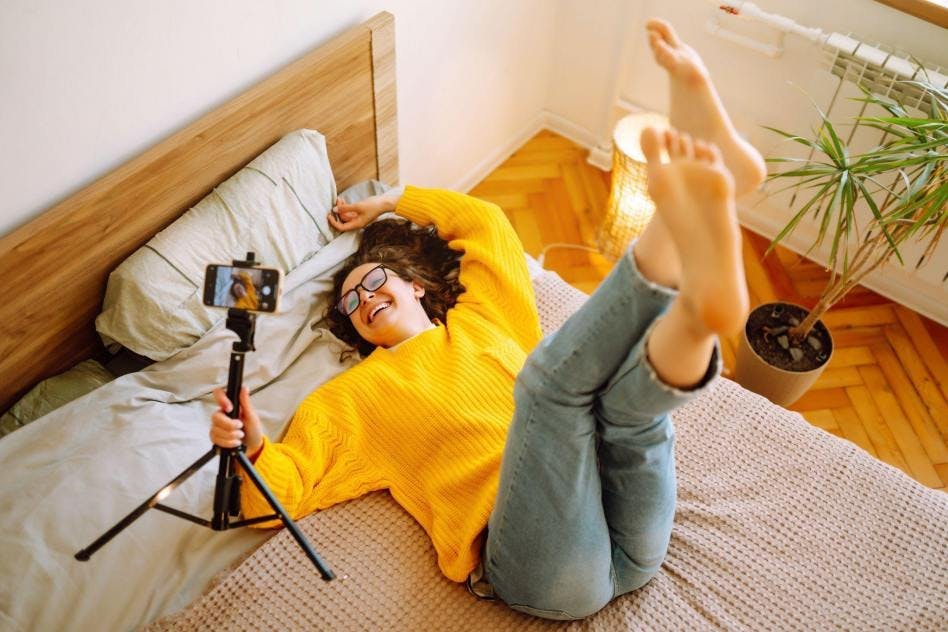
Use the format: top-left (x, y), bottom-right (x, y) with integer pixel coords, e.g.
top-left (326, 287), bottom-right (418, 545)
top-left (470, 129), bottom-right (948, 493)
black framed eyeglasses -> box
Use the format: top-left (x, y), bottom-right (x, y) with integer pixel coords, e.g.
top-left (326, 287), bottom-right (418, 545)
top-left (337, 264), bottom-right (390, 316)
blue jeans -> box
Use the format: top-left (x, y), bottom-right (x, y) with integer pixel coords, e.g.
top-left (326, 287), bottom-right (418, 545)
top-left (483, 244), bottom-right (720, 620)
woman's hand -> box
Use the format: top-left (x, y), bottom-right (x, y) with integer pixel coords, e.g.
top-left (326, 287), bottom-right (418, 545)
top-left (210, 386), bottom-right (264, 458)
top-left (327, 193), bottom-right (398, 232)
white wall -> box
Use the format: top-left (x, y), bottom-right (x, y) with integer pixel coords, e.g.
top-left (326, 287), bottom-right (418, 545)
top-left (0, 0), bottom-right (557, 236)
top-left (545, 0), bottom-right (947, 323)
top-left (549, 0), bottom-right (948, 141)
top-left (3, 0), bottom-right (945, 320)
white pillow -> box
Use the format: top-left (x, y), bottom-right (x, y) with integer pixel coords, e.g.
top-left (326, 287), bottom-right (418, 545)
top-left (96, 129), bottom-right (337, 360)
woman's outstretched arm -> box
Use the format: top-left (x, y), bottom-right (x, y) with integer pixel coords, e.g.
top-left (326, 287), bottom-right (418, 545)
top-left (210, 386), bottom-right (332, 527)
top-left (328, 186), bottom-right (541, 350)
top-left (397, 187), bottom-right (542, 350)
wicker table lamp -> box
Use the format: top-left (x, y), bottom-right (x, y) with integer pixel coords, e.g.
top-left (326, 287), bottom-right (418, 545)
top-left (598, 112), bottom-right (669, 260)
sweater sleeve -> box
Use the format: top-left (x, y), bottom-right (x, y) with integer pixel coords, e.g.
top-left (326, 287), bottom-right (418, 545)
top-left (395, 186), bottom-right (542, 350)
top-left (238, 407), bottom-right (332, 527)
top-left (239, 368), bottom-right (390, 528)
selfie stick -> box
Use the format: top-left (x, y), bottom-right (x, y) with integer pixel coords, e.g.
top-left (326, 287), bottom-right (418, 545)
top-left (76, 253), bottom-right (334, 581)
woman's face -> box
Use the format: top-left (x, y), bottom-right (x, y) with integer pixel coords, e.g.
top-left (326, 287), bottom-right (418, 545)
top-left (340, 262), bottom-right (430, 348)
top-left (231, 280), bottom-right (247, 298)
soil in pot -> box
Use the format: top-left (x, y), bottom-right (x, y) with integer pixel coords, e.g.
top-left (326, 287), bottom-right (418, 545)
top-left (745, 303), bottom-right (833, 372)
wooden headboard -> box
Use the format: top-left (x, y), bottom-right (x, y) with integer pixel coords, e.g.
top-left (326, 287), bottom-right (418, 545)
top-left (0, 12), bottom-right (397, 414)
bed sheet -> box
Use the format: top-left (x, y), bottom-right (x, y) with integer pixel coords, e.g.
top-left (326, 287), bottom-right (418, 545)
top-left (0, 231), bottom-right (364, 632)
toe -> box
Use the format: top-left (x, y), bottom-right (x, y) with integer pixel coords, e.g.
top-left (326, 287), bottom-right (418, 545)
top-left (649, 31), bottom-right (677, 64)
top-left (664, 129), bottom-right (680, 158)
top-left (679, 132), bottom-right (694, 159)
top-left (648, 29), bottom-right (660, 50)
top-left (665, 127), bottom-right (684, 159)
top-left (693, 139), bottom-right (711, 161)
top-left (657, 43), bottom-right (677, 67)
top-left (645, 18), bottom-right (681, 46)
top-left (640, 127), bottom-right (665, 164)
top-left (707, 142), bottom-right (724, 166)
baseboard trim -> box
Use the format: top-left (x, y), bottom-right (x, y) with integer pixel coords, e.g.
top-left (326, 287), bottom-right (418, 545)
top-left (454, 110), bottom-right (607, 195)
top-left (540, 110), bottom-right (600, 152)
top-left (455, 112), bottom-right (946, 326)
top-left (453, 113), bottom-right (547, 194)
top-left (542, 111), bottom-right (613, 172)
top-left (586, 145), bottom-right (612, 171)
top-left (738, 204), bottom-right (948, 326)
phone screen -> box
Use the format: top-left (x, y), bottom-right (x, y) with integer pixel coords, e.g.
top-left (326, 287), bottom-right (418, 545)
top-left (203, 264), bottom-right (281, 313)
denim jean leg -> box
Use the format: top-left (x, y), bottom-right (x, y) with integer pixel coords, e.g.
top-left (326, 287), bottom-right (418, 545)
top-left (483, 242), bottom-right (677, 619)
top-left (594, 321), bottom-right (721, 595)
top-left (525, 242), bottom-right (677, 396)
top-left (484, 378), bottom-right (614, 620)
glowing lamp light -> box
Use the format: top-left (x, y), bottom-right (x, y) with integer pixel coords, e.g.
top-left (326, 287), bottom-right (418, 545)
top-left (598, 111), bottom-right (669, 260)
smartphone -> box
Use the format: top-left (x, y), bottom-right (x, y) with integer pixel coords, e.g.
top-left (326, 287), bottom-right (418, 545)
top-left (203, 264), bottom-right (283, 313)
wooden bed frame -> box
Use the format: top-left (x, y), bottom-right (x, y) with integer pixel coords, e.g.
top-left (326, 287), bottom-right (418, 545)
top-left (0, 12), bottom-right (398, 414)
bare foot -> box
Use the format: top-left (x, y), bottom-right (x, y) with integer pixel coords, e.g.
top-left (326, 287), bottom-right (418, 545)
top-left (640, 126), bottom-right (749, 336)
top-left (631, 210), bottom-right (680, 290)
top-left (645, 18), bottom-right (767, 197)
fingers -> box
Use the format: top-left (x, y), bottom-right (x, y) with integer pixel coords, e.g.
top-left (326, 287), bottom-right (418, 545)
top-left (239, 386), bottom-right (256, 419)
top-left (213, 387), bottom-right (232, 413)
top-left (208, 385), bottom-right (263, 450)
top-left (331, 198), bottom-right (348, 216)
top-left (327, 196), bottom-right (388, 233)
top-left (211, 411), bottom-right (243, 434)
top-left (327, 205), bottom-right (361, 232)
top-left (328, 211), bottom-right (354, 231)
top-left (332, 199), bottom-right (360, 221)
top-left (210, 410), bottom-right (244, 448)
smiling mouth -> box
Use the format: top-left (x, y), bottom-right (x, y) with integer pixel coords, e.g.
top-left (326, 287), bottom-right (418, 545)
top-left (368, 302), bottom-right (391, 323)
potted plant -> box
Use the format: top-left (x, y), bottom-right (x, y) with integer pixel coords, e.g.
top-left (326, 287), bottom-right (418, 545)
top-left (735, 80), bottom-right (946, 406)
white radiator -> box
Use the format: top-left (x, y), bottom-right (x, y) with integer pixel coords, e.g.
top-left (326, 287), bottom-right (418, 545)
top-left (706, 1), bottom-right (947, 106)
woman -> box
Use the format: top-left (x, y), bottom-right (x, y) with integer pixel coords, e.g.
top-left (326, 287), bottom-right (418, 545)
top-left (230, 271), bottom-right (259, 311)
top-left (210, 20), bottom-right (764, 619)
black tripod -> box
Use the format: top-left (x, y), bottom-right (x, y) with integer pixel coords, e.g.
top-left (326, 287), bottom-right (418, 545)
top-left (75, 262), bottom-right (334, 581)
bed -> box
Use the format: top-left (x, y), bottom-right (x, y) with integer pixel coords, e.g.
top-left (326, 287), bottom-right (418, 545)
top-left (1, 11), bottom-right (946, 632)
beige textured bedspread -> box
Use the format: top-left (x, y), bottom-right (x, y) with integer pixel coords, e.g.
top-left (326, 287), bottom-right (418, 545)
top-left (151, 267), bottom-right (948, 631)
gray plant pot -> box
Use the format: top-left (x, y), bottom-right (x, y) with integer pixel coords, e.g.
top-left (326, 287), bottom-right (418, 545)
top-left (733, 301), bottom-right (834, 407)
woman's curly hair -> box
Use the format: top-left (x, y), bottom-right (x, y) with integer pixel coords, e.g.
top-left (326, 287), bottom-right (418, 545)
top-left (325, 218), bottom-right (465, 357)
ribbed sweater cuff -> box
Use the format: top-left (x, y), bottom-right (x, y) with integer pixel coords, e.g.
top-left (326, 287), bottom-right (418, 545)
top-left (394, 185), bottom-right (435, 227)
top-left (395, 186), bottom-right (503, 248)
top-left (240, 436), bottom-right (287, 525)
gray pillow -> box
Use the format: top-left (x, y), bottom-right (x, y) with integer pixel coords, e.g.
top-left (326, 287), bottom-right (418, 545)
top-left (95, 130), bottom-right (338, 361)
top-left (337, 179), bottom-right (393, 204)
top-left (0, 360), bottom-right (114, 438)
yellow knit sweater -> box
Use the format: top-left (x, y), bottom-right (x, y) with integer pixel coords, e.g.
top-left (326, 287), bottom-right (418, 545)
top-left (241, 186), bottom-right (543, 582)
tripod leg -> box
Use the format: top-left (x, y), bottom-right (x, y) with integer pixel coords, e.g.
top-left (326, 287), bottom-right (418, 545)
top-left (234, 450), bottom-right (335, 581)
top-left (75, 447), bottom-right (219, 561)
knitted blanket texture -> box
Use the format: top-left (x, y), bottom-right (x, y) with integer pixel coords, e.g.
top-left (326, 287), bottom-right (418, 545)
top-left (151, 268), bottom-right (948, 631)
